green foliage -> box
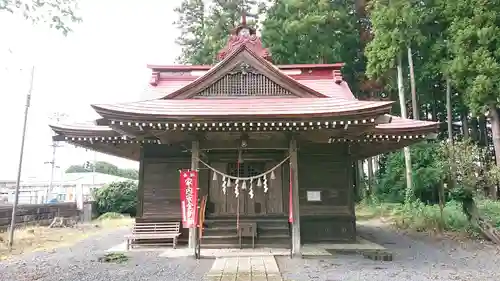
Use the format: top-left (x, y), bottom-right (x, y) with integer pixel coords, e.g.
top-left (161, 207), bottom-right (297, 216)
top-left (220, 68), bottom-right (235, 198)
top-left (174, 0), bottom-right (266, 65)
top-left (0, 0), bottom-right (81, 36)
top-left (365, 0), bottom-right (427, 79)
top-left (97, 212), bottom-right (127, 220)
top-left (436, 140), bottom-right (495, 199)
top-left (376, 142), bottom-right (443, 203)
top-left (65, 161), bottom-right (139, 180)
top-left (376, 140), bottom-right (498, 204)
top-left (98, 252), bottom-right (129, 264)
top-left (92, 181), bottom-right (138, 216)
top-left (358, 199), bottom-right (500, 235)
top-left (445, 0), bottom-right (500, 115)
top-left (261, 0), bottom-right (362, 89)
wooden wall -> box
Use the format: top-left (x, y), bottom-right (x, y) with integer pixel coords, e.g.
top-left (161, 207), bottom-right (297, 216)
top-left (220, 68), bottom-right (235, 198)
top-left (137, 143), bottom-right (357, 243)
top-left (206, 151), bottom-right (287, 217)
top-left (297, 142), bottom-right (356, 243)
top-left (138, 144), bottom-right (190, 220)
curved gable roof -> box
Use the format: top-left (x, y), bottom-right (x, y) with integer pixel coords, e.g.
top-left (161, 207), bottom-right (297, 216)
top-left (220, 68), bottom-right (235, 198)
top-left (163, 44), bottom-right (329, 99)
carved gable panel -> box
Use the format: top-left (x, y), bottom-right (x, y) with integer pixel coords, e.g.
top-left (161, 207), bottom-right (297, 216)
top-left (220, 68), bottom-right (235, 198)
top-left (195, 62), bottom-right (293, 97)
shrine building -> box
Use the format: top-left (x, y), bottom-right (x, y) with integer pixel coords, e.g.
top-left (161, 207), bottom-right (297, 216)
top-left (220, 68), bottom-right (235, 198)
top-left (50, 20), bottom-right (438, 256)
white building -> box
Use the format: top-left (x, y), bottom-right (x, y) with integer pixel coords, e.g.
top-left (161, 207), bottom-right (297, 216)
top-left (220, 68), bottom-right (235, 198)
top-left (0, 173), bottom-right (137, 208)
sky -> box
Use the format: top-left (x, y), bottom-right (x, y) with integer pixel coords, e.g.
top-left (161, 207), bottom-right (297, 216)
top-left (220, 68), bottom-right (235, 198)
top-left (0, 0), bottom-right (183, 181)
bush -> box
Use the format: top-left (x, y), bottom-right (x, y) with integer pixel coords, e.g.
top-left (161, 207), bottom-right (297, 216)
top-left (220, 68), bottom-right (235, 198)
top-left (97, 212), bottom-right (128, 220)
top-left (376, 142), bottom-right (443, 203)
top-left (358, 199), bottom-right (500, 237)
top-left (93, 181), bottom-right (138, 216)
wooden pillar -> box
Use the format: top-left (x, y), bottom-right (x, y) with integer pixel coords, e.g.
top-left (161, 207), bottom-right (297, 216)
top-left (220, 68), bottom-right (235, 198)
top-left (289, 138), bottom-right (301, 257)
top-left (189, 140), bottom-right (199, 249)
top-left (137, 145), bottom-right (145, 218)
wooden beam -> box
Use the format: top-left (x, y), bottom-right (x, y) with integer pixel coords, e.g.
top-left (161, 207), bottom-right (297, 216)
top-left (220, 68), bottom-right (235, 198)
top-left (109, 125), bottom-right (141, 138)
top-left (52, 135), bottom-right (66, 141)
top-left (189, 140), bottom-right (199, 250)
top-left (199, 139), bottom-right (289, 150)
top-left (289, 137), bottom-right (301, 258)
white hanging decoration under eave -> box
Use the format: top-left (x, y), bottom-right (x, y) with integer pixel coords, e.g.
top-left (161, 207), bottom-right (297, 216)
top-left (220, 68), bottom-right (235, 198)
top-left (235, 179), bottom-right (240, 198)
top-left (222, 176), bottom-right (227, 194)
top-left (194, 155), bottom-right (291, 199)
top-left (249, 180), bottom-right (254, 199)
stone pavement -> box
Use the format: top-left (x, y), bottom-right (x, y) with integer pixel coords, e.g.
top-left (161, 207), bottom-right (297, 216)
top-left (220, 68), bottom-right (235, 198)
top-left (206, 256), bottom-right (282, 281)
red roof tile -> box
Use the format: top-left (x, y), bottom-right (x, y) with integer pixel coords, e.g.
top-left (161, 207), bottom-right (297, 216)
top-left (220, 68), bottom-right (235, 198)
top-left (92, 98), bottom-right (393, 120)
top-left (49, 122), bottom-right (119, 137)
top-left (374, 116), bottom-right (439, 133)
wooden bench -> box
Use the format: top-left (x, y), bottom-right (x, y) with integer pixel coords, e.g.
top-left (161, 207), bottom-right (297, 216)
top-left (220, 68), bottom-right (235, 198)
top-left (238, 222), bottom-right (257, 249)
top-left (125, 222), bottom-right (181, 250)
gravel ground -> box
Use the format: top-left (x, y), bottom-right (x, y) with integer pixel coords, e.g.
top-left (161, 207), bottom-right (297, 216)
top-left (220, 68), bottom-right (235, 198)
top-left (278, 221), bottom-right (500, 281)
top-left (0, 228), bottom-right (213, 281)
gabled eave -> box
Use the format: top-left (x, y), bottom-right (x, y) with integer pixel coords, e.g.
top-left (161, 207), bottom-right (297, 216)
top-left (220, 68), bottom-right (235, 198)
top-left (162, 44), bottom-right (330, 99)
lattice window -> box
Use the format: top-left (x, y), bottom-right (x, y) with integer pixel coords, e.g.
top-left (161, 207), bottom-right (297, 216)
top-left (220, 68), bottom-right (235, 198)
top-left (196, 63), bottom-right (293, 97)
top-left (227, 162), bottom-right (265, 178)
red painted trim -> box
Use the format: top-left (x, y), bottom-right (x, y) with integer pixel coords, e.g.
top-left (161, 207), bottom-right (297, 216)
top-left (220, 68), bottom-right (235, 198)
top-left (147, 63), bottom-right (345, 71)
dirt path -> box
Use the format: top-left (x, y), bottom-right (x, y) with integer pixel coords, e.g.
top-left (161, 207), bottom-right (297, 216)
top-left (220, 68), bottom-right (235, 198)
top-left (278, 220), bottom-right (500, 281)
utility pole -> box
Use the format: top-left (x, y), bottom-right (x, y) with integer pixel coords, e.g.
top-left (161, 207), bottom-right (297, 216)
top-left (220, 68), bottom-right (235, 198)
top-left (44, 113), bottom-right (67, 203)
top-left (43, 142), bottom-right (62, 203)
top-left (8, 65), bottom-right (35, 251)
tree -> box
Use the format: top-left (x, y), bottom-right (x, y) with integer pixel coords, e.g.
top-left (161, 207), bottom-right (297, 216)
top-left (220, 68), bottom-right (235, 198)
top-left (445, 0), bottom-right (500, 181)
top-left (174, 0), bottom-right (266, 65)
top-left (174, 0), bottom-right (207, 64)
top-left (365, 0), bottom-right (429, 203)
top-left (1, 0), bottom-right (81, 35)
top-left (261, 0), bottom-right (362, 88)
top-left (65, 161), bottom-right (139, 180)
top-left (376, 143), bottom-right (443, 204)
top-left (92, 181), bottom-right (138, 216)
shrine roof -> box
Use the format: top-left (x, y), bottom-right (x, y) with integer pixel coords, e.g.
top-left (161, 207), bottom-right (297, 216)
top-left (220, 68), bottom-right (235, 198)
top-left (49, 121), bottom-right (119, 137)
top-left (50, 116), bottom-right (439, 140)
top-left (91, 98), bottom-right (393, 121)
top-left (375, 115), bottom-right (439, 133)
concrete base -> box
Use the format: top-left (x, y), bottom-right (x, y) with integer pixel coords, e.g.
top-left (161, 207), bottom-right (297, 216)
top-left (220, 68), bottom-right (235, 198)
top-left (106, 236), bottom-right (390, 260)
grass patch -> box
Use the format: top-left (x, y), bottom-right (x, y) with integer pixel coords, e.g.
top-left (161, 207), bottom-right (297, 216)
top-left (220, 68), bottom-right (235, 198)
top-left (356, 199), bottom-right (500, 238)
top-left (98, 252), bottom-right (129, 263)
top-left (0, 216), bottom-right (133, 260)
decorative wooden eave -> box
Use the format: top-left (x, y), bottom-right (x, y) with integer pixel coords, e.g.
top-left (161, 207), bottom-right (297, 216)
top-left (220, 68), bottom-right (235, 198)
top-left (49, 122), bottom-right (120, 138)
top-left (90, 97), bottom-right (394, 122)
top-left (373, 116), bottom-right (440, 135)
top-left (163, 44), bottom-right (330, 99)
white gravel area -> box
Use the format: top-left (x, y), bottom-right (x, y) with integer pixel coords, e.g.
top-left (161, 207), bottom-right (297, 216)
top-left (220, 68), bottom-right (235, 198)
top-left (0, 228), bottom-right (213, 281)
top-left (277, 222), bottom-right (500, 281)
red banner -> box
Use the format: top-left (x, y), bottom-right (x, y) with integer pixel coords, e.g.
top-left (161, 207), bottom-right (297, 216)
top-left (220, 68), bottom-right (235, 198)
top-left (180, 169), bottom-right (199, 228)
top-left (289, 165), bottom-right (293, 223)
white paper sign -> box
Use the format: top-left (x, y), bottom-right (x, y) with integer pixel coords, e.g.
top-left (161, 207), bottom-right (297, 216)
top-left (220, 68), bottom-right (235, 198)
top-left (307, 191), bottom-right (321, 202)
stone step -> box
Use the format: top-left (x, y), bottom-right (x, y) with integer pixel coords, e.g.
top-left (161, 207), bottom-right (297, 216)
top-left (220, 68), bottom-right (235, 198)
top-left (204, 218), bottom-right (289, 228)
top-left (200, 242), bottom-right (291, 249)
